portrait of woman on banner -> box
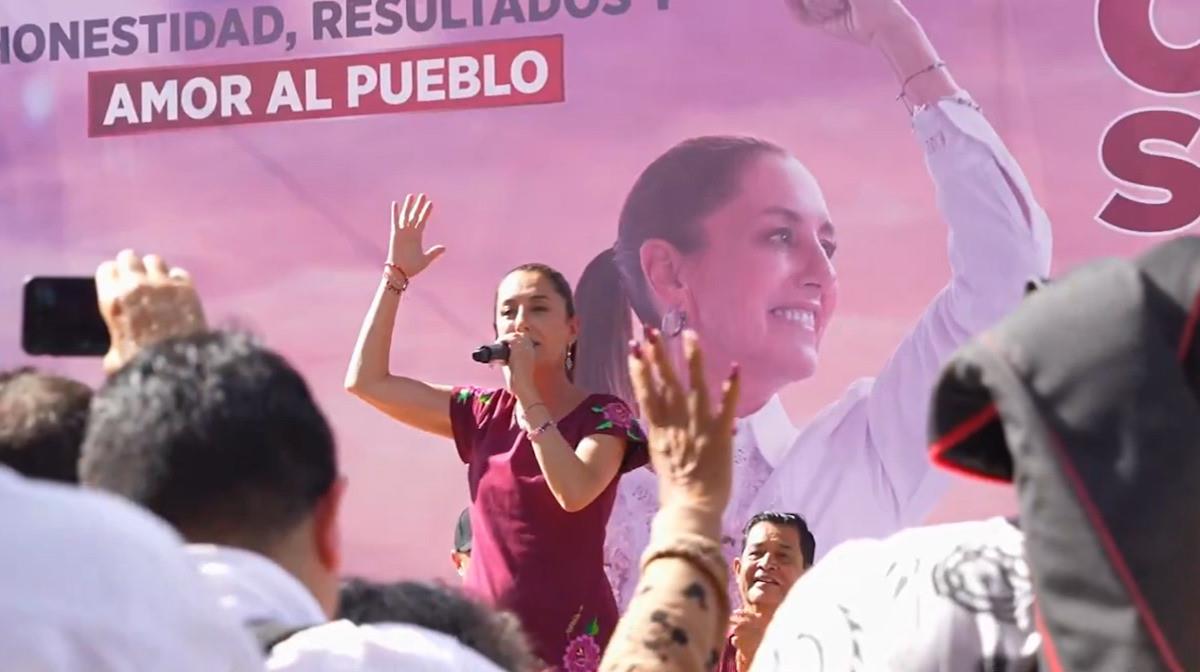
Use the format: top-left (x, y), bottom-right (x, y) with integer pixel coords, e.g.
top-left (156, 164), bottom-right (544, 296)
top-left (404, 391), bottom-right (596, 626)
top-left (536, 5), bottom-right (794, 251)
top-left (573, 0), bottom-right (1054, 604)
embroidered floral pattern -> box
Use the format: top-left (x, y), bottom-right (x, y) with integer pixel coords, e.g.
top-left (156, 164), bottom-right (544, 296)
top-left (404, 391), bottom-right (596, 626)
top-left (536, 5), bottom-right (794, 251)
top-left (562, 620), bottom-right (602, 672)
top-left (592, 402), bottom-right (644, 440)
top-left (455, 388), bottom-right (495, 407)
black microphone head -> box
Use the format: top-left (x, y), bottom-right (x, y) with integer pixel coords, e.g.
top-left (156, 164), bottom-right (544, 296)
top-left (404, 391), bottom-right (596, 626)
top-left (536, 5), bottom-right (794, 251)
top-left (471, 342), bottom-right (510, 364)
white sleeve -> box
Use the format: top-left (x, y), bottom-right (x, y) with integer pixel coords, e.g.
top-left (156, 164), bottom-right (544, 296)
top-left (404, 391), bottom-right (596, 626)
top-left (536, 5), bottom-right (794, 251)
top-left (761, 96), bottom-right (1053, 530)
top-left (861, 96), bottom-right (1052, 520)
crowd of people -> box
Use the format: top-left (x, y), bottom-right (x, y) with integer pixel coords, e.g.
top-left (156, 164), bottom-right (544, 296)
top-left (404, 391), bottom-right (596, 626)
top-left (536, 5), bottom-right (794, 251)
top-left (6, 233), bottom-right (1197, 671)
top-left (5, 0), bottom-right (1196, 670)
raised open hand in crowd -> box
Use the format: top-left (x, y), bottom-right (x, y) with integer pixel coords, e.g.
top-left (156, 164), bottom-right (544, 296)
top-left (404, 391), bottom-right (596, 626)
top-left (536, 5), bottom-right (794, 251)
top-left (629, 328), bottom-right (740, 534)
top-left (96, 249), bottom-right (206, 374)
top-left (600, 330), bottom-right (740, 672)
top-left (729, 608), bottom-right (769, 668)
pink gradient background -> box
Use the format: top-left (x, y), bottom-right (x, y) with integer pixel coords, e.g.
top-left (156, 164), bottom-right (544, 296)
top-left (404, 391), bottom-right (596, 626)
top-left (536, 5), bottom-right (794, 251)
top-left (2, 0), bottom-right (1198, 581)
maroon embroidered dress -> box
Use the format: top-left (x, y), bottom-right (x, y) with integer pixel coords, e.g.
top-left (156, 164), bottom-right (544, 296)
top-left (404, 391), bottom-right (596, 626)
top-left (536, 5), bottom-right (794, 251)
top-left (450, 386), bottom-right (648, 671)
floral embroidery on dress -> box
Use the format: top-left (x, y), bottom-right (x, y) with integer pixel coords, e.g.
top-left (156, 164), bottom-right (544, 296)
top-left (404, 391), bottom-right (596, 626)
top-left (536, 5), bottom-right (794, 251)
top-left (455, 388), bottom-right (494, 406)
top-left (591, 402), bottom-right (643, 441)
top-left (562, 618), bottom-right (602, 672)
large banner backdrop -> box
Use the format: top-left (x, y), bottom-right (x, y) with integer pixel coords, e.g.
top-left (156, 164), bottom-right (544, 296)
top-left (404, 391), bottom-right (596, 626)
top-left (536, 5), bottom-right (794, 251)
top-left (3, 0), bottom-right (1199, 580)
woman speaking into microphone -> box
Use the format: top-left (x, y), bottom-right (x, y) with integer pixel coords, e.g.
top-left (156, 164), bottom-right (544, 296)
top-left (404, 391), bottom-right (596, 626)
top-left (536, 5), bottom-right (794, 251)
top-left (345, 194), bottom-right (648, 671)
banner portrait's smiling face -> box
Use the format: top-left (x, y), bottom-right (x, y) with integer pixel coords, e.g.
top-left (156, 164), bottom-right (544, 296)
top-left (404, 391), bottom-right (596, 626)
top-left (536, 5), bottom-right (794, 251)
top-left (677, 153), bottom-right (839, 396)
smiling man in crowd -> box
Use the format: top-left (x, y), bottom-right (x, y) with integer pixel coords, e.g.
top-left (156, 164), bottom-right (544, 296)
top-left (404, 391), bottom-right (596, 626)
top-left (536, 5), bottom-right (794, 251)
top-left (719, 512), bottom-right (815, 672)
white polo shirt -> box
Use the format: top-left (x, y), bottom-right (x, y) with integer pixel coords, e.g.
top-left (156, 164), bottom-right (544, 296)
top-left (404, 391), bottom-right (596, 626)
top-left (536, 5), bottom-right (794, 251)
top-left (0, 467), bottom-right (262, 671)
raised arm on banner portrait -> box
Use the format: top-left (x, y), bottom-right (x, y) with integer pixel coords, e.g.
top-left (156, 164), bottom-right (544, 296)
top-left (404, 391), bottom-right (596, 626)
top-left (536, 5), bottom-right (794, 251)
top-left (762, 0), bottom-right (1053, 529)
top-left (787, 0), bottom-right (959, 107)
top-left (344, 193), bottom-right (454, 437)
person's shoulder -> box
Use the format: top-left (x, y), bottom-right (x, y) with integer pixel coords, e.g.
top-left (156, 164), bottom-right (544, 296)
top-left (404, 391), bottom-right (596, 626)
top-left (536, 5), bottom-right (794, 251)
top-left (884, 517), bottom-right (1023, 557)
top-left (584, 393), bottom-right (635, 411)
top-left (0, 467), bottom-right (263, 663)
top-left (0, 468), bottom-right (181, 554)
top-left (578, 394), bottom-right (642, 435)
top-left (791, 518), bottom-right (1025, 603)
top-left (451, 386), bottom-right (513, 409)
top-left (269, 620), bottom-right (504, 671)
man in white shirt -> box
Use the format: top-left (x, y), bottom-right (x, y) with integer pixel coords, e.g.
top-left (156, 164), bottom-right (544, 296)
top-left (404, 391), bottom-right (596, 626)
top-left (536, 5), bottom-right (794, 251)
top-left (0, 464), bottom-right (263, 671)
top-left (80, 237), bottom-right (343, 641)
top-left (81, 327), bottom-right (343, 632)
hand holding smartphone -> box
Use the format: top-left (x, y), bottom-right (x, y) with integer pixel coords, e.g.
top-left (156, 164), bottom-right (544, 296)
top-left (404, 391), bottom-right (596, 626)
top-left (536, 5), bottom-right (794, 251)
top-left (21, 276), bottom-right (110, 356)
top-left (21, 251), bottom-right (207, 366)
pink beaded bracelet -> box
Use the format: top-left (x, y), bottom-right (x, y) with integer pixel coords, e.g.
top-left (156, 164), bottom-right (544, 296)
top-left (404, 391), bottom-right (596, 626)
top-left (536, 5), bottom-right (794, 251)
top-left (528, 419), bottom-right (556, 439)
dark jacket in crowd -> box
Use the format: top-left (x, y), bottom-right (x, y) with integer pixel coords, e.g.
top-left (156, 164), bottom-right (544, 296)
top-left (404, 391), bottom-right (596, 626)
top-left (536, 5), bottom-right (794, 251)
top-left (929, 236), bottom-right (1200, 672)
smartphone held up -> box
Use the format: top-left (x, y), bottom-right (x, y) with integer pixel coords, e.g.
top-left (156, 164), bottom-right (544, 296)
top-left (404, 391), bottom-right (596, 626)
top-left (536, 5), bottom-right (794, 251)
top-left (21, 276), bottom-right (109, 357)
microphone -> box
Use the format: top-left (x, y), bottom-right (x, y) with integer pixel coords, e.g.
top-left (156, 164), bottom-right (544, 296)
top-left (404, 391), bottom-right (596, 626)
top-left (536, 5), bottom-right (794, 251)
top-left (472, 342), bottom-right (510, 364)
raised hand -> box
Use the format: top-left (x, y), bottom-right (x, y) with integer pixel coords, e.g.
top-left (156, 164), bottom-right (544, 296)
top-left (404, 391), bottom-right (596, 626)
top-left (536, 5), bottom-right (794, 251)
top-left (388, 193), bottom-right (446, 278)
top-left (730, 608), bottom-right (770, 664)
top-left (784, 0), bottom-right (912, 45)
top-left (96, 249), bottom-right (207, 374)
top-left (628, 329), bottom-right (740, 518)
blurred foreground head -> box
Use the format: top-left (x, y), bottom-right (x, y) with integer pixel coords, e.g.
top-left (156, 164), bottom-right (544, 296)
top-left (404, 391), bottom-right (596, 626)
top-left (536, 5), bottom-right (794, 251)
top-left (81, 330), bottom-right (345, 617)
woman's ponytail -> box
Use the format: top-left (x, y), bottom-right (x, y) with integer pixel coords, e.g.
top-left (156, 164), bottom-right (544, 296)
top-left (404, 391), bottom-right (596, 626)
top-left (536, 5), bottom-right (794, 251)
top-left (574, 248), bottom-right (635, 404)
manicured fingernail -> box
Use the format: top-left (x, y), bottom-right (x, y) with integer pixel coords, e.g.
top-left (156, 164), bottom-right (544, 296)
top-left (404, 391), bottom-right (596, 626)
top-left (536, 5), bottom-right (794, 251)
top-left (643, 326), bottom-right (658, 343)
top-left (730, 362), bottom-right (740, 379)
top-left (629, 340), bottom-right (642, 358)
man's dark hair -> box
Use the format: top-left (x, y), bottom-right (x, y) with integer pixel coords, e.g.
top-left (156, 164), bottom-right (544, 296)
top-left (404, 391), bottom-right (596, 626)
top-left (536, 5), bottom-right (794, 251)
top-left (742, 511), bottom-right (817, 567)
top-left (0, 367), bottom-right (91, 483)
top-left (338, 578), bottom-right (538, 672)
top-left (80, 331), bottom-right (337, 551)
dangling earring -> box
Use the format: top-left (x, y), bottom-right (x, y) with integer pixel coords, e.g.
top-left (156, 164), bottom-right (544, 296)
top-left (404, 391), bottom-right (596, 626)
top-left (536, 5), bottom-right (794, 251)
top-left (660, 308), bottom-right (687, 337)
top-left (565, 343), bottom-right (576, 373)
